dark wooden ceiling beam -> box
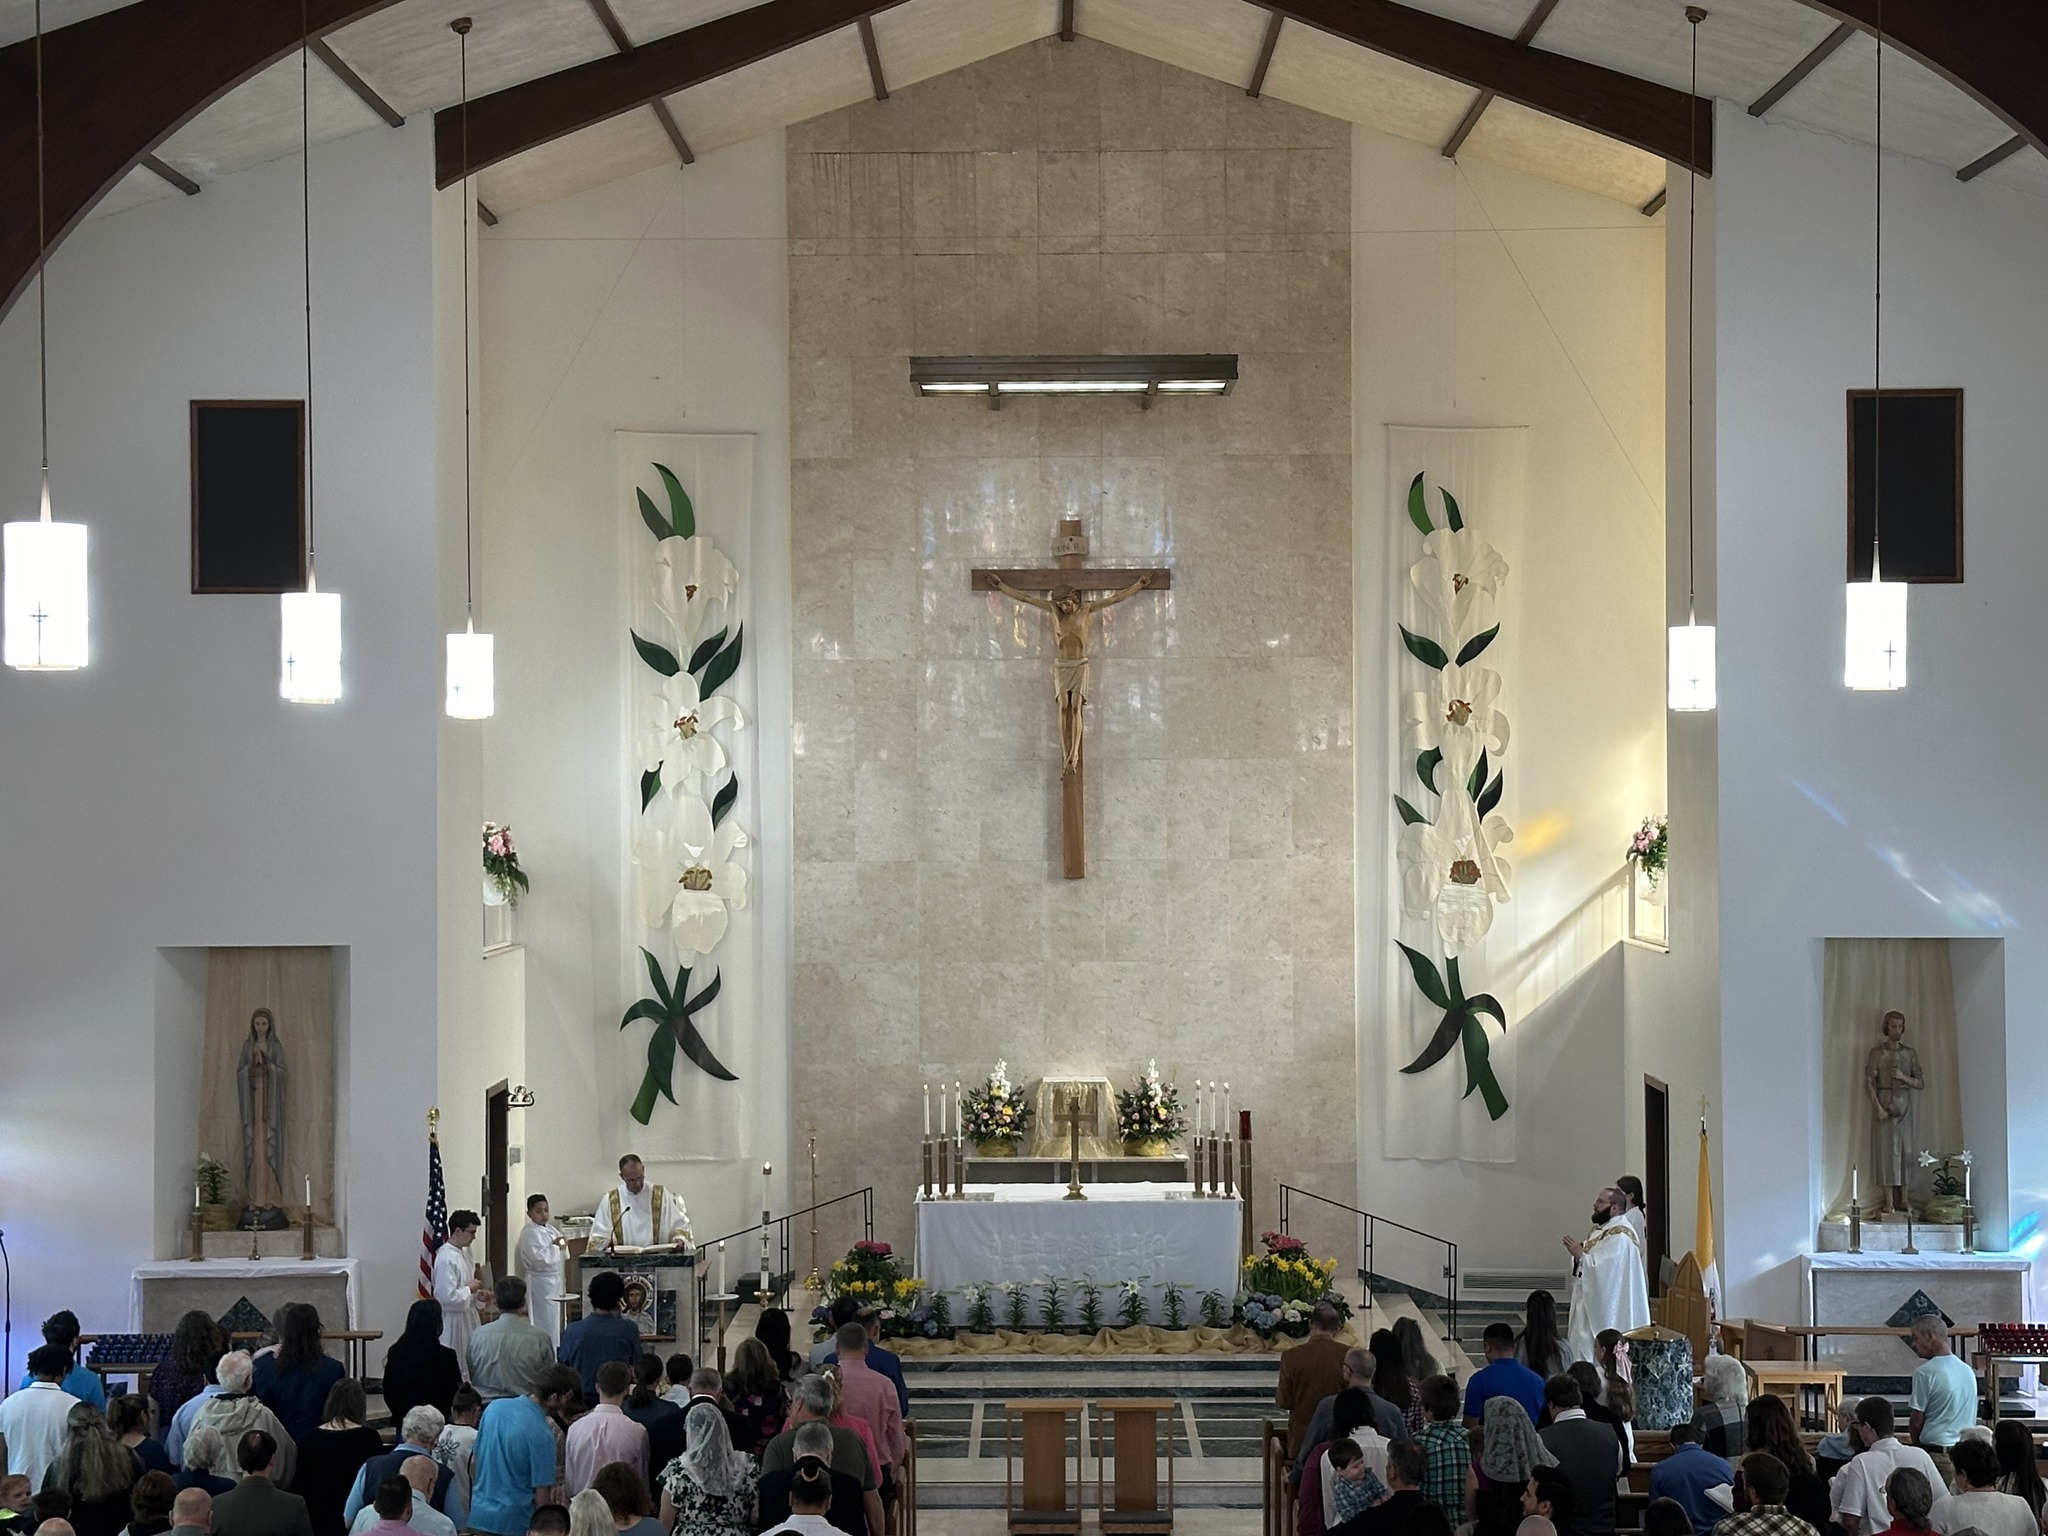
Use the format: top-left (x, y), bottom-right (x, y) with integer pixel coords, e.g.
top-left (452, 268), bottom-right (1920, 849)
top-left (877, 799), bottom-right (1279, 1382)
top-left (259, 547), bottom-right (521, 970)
top-left (432, 0), bottom-right (907, 186)
top-left (583, 0), bottom-right (636, 54)
top-left (140, 153), bottom-right (201, 196)
top-left (651, 100), bottom-right (697, 164)
top-left (310, 35), bottom-right (403, 128)
top-left (1788, 0), bottom-right (2048, 156)
top-left (0, 0), bottom-right (403, 321)
top-left (1747, 20), bottom-right (1854, 118)
top-left (1441, 0), bottom-right (1560, 158)
top-left (1956, 133), bottom-right (2025, 182)
top-left (858, 14), bottom-right (889, 100)
top-left (1265, 0), bottom-right (1712, 174)
top-left (1246, 11), bottom-right (1284, 98)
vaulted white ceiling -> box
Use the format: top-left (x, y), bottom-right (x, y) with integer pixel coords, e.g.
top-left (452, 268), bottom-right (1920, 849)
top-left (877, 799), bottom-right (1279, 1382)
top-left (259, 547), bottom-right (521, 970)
top-left (6, 0), bottom-right (2041, 224)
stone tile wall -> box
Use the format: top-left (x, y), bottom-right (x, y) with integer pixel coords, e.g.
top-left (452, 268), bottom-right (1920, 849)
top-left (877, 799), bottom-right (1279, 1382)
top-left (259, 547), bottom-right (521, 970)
top-left (788, 36), bottom-right (1355, 1260)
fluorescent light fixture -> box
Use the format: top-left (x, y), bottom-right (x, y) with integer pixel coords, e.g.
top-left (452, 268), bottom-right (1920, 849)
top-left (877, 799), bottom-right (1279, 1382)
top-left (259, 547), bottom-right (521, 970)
top-left (446, 622), bottom-right (495, 719)
top-left (3, 489), bottom-right (88, 671)
top-left (1844, 566), bottom-right (1908, 690)
top-left (1667, 621), bottom-right (1716, 712)
top-left (280, 575), bottom-right (342, 702)
top-left (911, 354), bottom-right (1237, 408)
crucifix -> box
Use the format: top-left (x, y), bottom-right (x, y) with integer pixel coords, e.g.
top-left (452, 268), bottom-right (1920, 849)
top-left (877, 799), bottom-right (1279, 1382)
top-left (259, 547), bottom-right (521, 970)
top-left (971, 518), bottom-right (1171, 878)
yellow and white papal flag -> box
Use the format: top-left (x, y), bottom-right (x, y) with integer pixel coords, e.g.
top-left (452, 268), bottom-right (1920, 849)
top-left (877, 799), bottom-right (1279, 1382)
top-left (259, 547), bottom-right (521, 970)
top-left (1697, 1120), bottom-right (1720, 1319)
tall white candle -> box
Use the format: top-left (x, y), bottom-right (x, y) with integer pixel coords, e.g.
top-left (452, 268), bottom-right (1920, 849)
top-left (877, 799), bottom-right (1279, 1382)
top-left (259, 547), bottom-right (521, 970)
top-left (194, 1183), bottom-right (200, 1211)
top-left (305, 1176), bottom-right (312, 1207)
top-left (1223, 1082), bottom-right (1231, 1130)
top-left (1853, 1166), bottom-right (1860, 1202)
top-left (955, 1082), bottom-right (963, 1145)
top-left (1966, 1163), bottom-right (1972, 1202)
top-left (718, 1240), bottom-right (728, 1294)
top-left (924, 1083), bottom-right (931, 1137)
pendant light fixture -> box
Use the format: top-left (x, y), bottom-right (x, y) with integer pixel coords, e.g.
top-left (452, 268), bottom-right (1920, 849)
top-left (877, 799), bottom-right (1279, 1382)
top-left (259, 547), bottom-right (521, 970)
top-left (1667, 5), bottom-right (1715, 712)
top-left (1844, 1), bottom-right (1906, 691)
top-left (444, 16), bottom-right (494, 719)
top-left (281, 0), bottom-right (341, 703)
top-left (3, 0), bottom-right (89, 672)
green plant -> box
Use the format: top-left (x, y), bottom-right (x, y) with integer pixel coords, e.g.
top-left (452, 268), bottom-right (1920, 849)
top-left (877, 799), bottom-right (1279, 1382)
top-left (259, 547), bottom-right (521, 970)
top-left (1041, 1277), bottom-right (1065, 1330)
top-left (1116, 1279), bottom-right (1147, 1329)
top-left (1394, 945), bottom-right (1508, 1122)
top-left (965, 1285), bottom-right (995, 1335)
top-left (1199, 1291), bottom-right (1229, 1329)
top-left (1078, 1282), bottom-right (1104, 1333)
top-left (1163, 1282), bottom-right (1187, 1329)
top-left (1003, 1284), bottom-right (1030, 1333)
top-left (620, 947), bottom-right (732, 1123)
top-left (194, 1154), bottom-right (229, 1206)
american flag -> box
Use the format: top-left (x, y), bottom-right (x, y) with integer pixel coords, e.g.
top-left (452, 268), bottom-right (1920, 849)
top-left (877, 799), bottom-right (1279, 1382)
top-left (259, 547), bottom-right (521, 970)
top-left (418, 1132), bottom-right (447, 1299)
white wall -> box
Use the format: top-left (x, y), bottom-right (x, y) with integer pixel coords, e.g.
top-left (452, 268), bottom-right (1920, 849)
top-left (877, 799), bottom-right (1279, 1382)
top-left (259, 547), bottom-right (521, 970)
top-left (1714, 105), bottom-right (2048, 1318)
top-left (465, 137), bottom-right (792, 1246)
top-left (1353, 127), bottom-right (1671, 1273)
top-left (0, 121), bottom-right (442, 1351)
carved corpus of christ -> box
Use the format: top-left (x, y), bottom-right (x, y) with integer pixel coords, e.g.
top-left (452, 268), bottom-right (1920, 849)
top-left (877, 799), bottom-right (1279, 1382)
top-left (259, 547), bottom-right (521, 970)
top-left (972, 518), bottom-right (1172, 878)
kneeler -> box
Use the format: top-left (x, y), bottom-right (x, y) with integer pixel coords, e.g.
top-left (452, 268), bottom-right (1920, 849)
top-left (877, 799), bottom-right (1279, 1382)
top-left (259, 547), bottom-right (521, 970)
top-left (1005, 1399), bottom-right (1085, 1534)
top-left (1095, 1399), bottom-right (1176, 1533)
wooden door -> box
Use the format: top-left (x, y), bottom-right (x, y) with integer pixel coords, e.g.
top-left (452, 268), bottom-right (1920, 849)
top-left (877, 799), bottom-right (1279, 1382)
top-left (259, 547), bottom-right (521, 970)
top-left (485, 1083), bottom-right (510, 1280)
top-left (1644, 1077), bottom-right (1671, 1296)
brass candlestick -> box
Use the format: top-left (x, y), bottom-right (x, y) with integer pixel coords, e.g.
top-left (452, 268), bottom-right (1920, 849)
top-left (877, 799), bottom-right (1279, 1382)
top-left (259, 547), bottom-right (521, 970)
top-left (921, 1138), bottom-right (935, 1200)
top-left (246, 1213), bottom-right (262, 1262)
top-left (189, 1205), bottom-right (206, 1262)
top-left (1963, 1200), bottom-right (1976, 1253)
top-left (1849, 1197), bottom-right (1863, 1253)
top-left (1062, 1089), bottom-right (1087, 1201)
top-left (952, 1136), bottom-right (964, 1199)
top-left (301, 1201), bottom-right (316, 1260)
top-left (1902, 1207), bottom-right (1919, 1255)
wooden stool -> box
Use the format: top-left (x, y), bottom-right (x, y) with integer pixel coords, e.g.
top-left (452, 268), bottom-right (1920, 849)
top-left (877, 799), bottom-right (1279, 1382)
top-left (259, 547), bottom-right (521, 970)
top-left (1095, 1399), bottom-right (1175, 1534)
top-left (1006, 1399), bottom-right (1084, 1535)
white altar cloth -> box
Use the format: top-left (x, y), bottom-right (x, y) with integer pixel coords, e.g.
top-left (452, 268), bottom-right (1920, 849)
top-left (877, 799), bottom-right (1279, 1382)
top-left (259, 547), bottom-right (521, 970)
top-left (915, 1183), bottom-right (1241, 1306)
top-left (131, 1258), bottom-right (362, 1330)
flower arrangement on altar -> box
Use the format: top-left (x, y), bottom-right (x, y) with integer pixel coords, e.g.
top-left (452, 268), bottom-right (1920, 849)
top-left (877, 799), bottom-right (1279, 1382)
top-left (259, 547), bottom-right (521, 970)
top-left (962, 1060), bottom-right (1033, 1150)
top-left (1114, 1060), bottom-right (1187, 1153)
top-left (1238, 1230), bottom-right (1348, 1338)
top-left (483, 822), bottom-right (530, 906)
top-left (1627, 816), bottom-right (1669, 888)
top-left (815, 1241), bottom-right (948, 1339)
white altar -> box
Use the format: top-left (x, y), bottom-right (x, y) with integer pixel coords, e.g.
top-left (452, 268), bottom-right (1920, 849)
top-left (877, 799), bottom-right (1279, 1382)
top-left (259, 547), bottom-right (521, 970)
top-left (1805, 1251), bottom-right (2031, 1380)
top-left (132, 1258), bottom-right (362, 1333)
top-left (915, 1183), bottom-right (1241, 1308)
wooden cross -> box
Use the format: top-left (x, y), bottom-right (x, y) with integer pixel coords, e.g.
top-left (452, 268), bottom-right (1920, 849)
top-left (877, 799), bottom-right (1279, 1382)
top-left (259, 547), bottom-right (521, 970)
top-left (971, 519), bottom-right (1171, 879)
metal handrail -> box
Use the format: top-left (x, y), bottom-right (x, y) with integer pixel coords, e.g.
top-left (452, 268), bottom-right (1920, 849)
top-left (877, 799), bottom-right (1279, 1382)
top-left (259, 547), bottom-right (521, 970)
top-left (691, 1187), bottom-right (875, 1356)
top-left (1279, 1183), bottom-right (1460, 1342)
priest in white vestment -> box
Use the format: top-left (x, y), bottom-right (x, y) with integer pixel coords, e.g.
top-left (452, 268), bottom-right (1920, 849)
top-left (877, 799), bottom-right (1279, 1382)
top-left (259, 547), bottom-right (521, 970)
top-left (433, 1210), bottom-right (486, 1359)
top-left (588, 1154), bottom-right (691, 1251)
top-left (515, 1194), bottom-right (569, 1345)
top-left (1565, 1186), bottom-right (1650, 1366)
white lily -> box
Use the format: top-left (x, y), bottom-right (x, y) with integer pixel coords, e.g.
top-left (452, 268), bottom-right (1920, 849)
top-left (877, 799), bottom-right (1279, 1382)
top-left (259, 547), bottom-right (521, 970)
top-left (637, 671), bottom-right (746, 796)
top-left (1409, 528), bottom-right (1508, 647)
top-left (653, 535), bottom-right (739, 649)
top-left (1402, 662), bottom-right (1509, 763)
top-left (633, 795), bottom-right (750, 956)
top-left (1396, 793), bottom-right (1514, 955)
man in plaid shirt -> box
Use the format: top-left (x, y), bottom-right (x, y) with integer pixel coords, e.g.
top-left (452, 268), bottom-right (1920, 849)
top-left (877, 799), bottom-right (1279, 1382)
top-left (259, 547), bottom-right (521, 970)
top-left (1415, 1375), bottom-right (1470, 1516)
top-left (1711, 1453), bottom-right (1811, 1536)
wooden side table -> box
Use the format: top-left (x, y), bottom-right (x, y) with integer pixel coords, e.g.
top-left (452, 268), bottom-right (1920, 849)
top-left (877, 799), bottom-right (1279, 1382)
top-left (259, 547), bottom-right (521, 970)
top-left (1095, 1399), bottom-right (1175, 1533)
top-left (1006, 1399), bottom-right (1085, 1534)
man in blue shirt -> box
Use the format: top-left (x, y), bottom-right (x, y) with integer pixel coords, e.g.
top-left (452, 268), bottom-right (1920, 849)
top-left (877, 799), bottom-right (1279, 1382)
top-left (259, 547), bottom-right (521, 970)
top-left (556, 1273), bottom-right (641, 1402)
top-left (1907, 1314), bottom-right (1979, 1482)
top-left (1648, 1420), bottom-right (1735, 1532)
top-left (469, 1365), bottom-right (578, 1536)
top-left (1462, 1323), bottom-right (1546, 1426)
top-left (15, 1312), bottom-right (104, 1411)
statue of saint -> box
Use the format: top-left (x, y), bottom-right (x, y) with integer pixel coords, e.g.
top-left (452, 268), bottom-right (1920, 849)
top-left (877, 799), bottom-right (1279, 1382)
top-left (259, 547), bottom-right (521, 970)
top-left (1865, 1009), bottom-right (1924, 1215)
top-left (987, 573), bottom-right (1155, 774)
top-left (237, 1008), bottom-right (289, 1226)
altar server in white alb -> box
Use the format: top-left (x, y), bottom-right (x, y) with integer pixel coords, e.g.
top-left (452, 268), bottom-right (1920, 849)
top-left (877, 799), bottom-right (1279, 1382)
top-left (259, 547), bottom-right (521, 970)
top-left (1564, 1185), bottom-right (1650, 1365)
top-left (433, 1208), bottom-right (487, 1358)
top-left (589, 1154), bottom-right (692, 1250)
top-left (515, 1193), bottom-right (570, 1345)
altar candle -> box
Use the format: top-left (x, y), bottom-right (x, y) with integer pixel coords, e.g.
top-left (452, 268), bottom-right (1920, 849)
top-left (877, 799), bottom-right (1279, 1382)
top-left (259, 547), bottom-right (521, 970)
top-left (1853, 1166), bottom-right (1860, 1202)
top-left (924, 1083), bottom-right (931, 1136)
top-left (1966, 1163), bottom-right (1972, 1202)
top-left (194, 1184), bottom-right (200, 1210)
top-left (1223, 1082), bottom-right (1231, 1129)
top-left (718, 1241), bottom-right (728, 1295)
top-left (955, 1082), bottom-right (963, 1145)
top-left (305, 1176), bottom-right (312, 1207)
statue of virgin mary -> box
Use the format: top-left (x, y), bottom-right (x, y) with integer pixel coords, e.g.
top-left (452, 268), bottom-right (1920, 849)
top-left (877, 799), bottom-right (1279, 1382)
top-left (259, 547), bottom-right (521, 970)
top-left (237, 1008), bottom-right (289, 1226)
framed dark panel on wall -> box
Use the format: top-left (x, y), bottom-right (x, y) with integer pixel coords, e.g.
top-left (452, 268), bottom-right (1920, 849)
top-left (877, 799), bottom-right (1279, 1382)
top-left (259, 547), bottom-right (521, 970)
top-left (1847, 388), bottom-right (1963, 583)
top-left (191, 400), bottom-right (305, 593)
